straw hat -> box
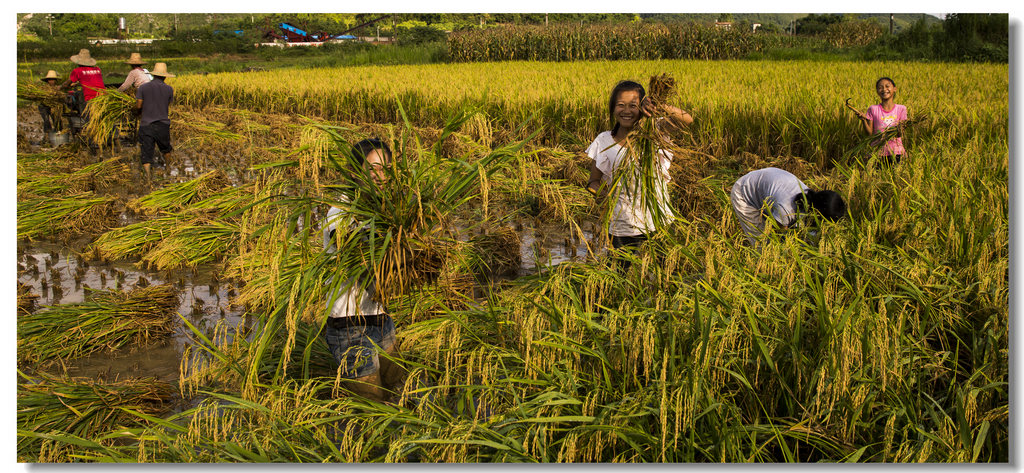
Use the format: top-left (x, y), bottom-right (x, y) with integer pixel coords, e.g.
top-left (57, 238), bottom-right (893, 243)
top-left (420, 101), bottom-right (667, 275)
top-left (69, 48), bottom-right (97, 66)
top-left (126, 52), bottom-right (146, 65)
top-left (150, 62), bottom-right (175, 78)
top-left (40, 70), bottom-right (59, 82)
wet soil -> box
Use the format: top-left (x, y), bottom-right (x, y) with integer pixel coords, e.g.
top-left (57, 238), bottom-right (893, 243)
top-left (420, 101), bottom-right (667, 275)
top-left (16, 105), bottom-right (603, 386)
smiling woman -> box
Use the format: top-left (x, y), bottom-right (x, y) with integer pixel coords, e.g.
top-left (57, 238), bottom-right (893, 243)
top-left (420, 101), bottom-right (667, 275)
top-left (585, 77), bottom-right (693, 268)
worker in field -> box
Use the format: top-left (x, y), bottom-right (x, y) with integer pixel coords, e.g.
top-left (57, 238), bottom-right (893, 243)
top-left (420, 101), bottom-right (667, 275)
top-left (847, 76), bottom-right (909, 166)
top-left (585, 79), bottom-right (693, 269)
top-left (729, 167), bottom-right (846, 247)
top-left (61, 49), bottom-right (104, 116)
top-left (38, 70), bottom-right (61, 138)
top-left (118, 53), bottom-right (152, 94)
top-left (134, 62), bottom-right (174, 183)
top-left (321, 138), bottom-right (406, 402)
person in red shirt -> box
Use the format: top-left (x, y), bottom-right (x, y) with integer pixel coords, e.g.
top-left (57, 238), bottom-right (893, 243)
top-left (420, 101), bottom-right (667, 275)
top-left (61, 49), bottom-right (105, 112)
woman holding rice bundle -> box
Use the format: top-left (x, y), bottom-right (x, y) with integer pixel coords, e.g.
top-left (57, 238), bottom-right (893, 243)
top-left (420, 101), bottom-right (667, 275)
top-left (321, 138), bottom-right (405, 401)
top-left (585, 79), bottom-right (693, 267)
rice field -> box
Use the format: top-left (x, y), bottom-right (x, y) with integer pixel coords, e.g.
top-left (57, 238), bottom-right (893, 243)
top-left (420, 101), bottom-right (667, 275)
top-left (14, 58), bottom-right (1008, 463)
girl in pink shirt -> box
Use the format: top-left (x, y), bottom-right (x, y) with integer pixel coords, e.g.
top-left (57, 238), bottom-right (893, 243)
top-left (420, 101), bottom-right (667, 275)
top-left (851, 76), bottom-right (908, 164)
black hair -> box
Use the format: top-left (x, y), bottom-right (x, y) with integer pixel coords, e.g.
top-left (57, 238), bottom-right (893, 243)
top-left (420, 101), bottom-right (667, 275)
top-left (351, 138), bottom-right (392, 166)
top-left (795, 190), bottom-right (847, 222)
top-left (609, 80), bottom-right (646, 136)
top-left (875, 76), bottom-right (896, 88)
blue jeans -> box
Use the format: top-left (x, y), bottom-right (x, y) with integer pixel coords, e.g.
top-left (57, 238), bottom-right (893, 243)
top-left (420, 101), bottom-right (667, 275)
top-left (323, 315), bottom-right (396, 379)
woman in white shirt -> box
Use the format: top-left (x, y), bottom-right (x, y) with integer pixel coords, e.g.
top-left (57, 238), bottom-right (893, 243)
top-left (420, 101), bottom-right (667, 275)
top-left (321, 138), bottom-right (404, 401)
top-left (585, 80), bottom-right (693, 267)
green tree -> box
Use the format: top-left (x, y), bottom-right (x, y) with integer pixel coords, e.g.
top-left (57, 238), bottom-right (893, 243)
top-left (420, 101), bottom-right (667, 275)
top-left (796, 13), bottom-right (844, 36)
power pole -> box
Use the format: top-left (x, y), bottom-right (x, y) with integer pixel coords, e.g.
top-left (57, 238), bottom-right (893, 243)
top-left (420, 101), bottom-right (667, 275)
top-left (889, 13), bottom-right (894, 35)
top-left (545, 13), bottom-right (548, 26)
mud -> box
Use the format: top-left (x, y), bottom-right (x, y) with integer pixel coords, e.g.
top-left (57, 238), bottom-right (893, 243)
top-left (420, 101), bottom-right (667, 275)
top-left (16, 105), bottom-right (603, 385)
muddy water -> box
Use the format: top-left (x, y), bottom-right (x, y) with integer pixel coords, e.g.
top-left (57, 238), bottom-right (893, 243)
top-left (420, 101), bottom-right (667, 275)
top-left (17, 221), bottom-right (598, 385)
top-left (17, 241), bottom-right (249, 384)
top-left (519, 223), bottom-right (599, 274)
top-left (17, 106), bottom-right (606, 385)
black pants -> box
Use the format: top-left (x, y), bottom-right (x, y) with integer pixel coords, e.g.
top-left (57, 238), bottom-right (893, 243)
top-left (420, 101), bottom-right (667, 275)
top-left (880, 154), bottom-right (902, 166)
top-left (38, 105), bottom-right (54, 135)
top-left (610, 233), bottom-right (648, 271)
top-left (139, 121), bottom-right (172, 165)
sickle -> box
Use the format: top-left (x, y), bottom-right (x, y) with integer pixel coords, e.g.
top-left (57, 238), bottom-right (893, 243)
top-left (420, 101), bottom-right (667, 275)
top-left (844, 98), bottom-right (859, 113)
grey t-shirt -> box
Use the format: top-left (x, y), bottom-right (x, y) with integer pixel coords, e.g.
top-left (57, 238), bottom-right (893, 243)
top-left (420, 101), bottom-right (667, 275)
top-left (733, 167), bottom-right (808, 227)
top-left (135, 79), bottom-right (173, 127)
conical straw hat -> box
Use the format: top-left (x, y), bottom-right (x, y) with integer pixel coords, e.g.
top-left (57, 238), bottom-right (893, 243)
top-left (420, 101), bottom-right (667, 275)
top-left (150, 62), bottom-right (175, 78)
top-left (41, 70), bottom-right (60, 81)
top-left (126, 52), bottom-right (146, 65)
top-left (70, 48), bottom-right (97, 66)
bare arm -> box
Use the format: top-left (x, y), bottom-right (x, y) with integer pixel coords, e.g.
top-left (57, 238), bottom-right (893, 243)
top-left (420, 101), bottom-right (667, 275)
top-left (586, 161), bottom-right (606, 200)
top-left (118, 70), bottom-right (134, 92)
top-left (642, 97), bottom-right (693, 134)
top-left (845, 99), bottom-right (873, 135)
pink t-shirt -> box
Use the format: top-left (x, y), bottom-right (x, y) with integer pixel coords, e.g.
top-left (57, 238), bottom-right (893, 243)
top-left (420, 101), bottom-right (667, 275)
top-left (69, 66), bottom-right (105, 101)
top-left (867, 103), bottom-right (908, 156)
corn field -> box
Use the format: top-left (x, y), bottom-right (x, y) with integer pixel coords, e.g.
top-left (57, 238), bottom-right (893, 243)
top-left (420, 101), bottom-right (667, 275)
top-left (14, 57), bottom-right (1007, 463)
top-left (447, 23), bottom-right (826, 62)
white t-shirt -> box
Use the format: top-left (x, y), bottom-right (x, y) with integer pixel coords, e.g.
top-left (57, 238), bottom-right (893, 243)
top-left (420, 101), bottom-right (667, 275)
top-left (732, 167), bottom-right (808, 228)
top-left (586, 131), bottom-right (675, 237)
top-left (322, 204), bottom-right (384, 318)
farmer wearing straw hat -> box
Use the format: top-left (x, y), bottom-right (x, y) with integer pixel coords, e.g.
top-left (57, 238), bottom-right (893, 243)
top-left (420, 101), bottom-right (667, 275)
top-left (38, 70), bottom-right (61, 137)
top-left (134, 63), bottom-right (174, 182)
top-left (118, 53), bottom-right (152, 94)
top-left (61, 49), bottom-right (104, 106)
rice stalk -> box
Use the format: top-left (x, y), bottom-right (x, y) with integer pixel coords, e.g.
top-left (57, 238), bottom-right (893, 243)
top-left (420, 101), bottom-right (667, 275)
top-left (17, 192), bottom-right (116, 242)
top-left (82, 89), bottom-right (137, 151)
top-left (17, 370), bottom-right (173, 462)
top-left (17, 284), bottom-right (180, 365)
top-left (127, 170), bottom-right (231, 215)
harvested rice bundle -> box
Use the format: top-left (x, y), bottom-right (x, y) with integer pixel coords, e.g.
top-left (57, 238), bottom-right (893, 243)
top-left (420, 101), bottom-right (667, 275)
top-left (127, 170), bottom-right (231, 215)
top-left (17, 150), bottom-right (87, 182)
top-left (317, 107), bottom-right (530, 303)
top-left (140, 220), bottom-right (240, 270)
top-left (17, 284), bottom-right (180, 365)
top-left (844, 111), bottom-right (929, 164)
top-left (17, 81), bottom-right (66, 128)
top-left (471, 225), bottom-right (522, 276)
top-left (82, 89), bottom-right (136, 151)
top-left (172, 108), bottom-right (244, 148)
top-left (89, 215), bottom-right (187, 262)
top-left (17, 156), bottom-right (131, 200)
top-left (17, 192), bottom-right (116, 242)
top-left (17, 371), bottom-right (173, 462)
